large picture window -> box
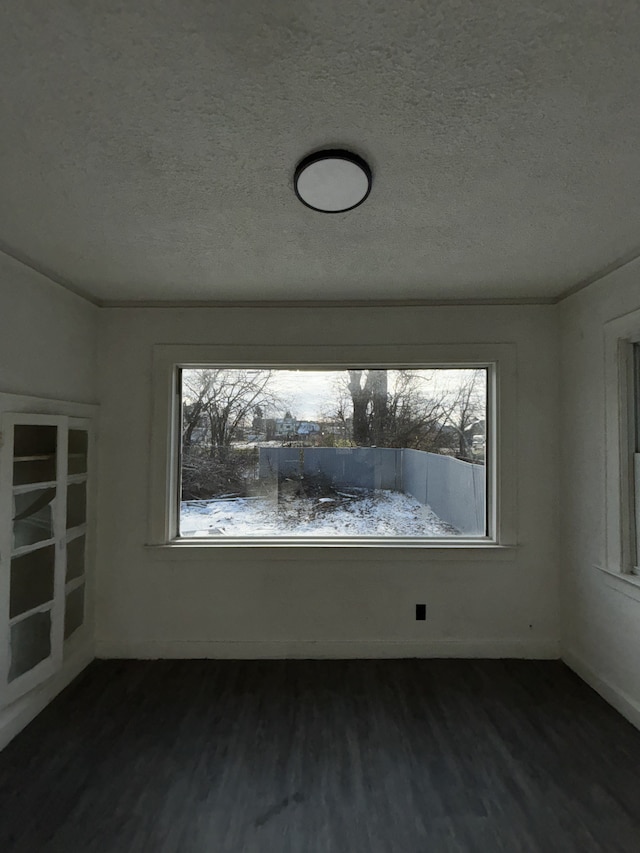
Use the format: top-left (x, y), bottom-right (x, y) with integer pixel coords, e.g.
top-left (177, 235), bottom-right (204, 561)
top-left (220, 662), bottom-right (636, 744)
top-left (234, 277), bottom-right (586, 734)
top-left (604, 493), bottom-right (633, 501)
top-left (148, 343), bottom-right (516, 549)
top-left (177, 367), bottom-right (488, 540)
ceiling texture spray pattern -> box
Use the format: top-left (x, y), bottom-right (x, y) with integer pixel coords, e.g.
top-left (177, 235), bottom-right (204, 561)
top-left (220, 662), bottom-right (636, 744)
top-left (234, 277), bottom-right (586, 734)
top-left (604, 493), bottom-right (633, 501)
top-left (0, 0), bottom-right (639, 303)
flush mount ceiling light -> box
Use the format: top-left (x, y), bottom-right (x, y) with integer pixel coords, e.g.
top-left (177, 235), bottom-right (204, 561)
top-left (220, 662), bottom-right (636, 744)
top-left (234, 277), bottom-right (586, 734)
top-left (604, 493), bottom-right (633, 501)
top-left (294, 149), bottom-right (372, 213)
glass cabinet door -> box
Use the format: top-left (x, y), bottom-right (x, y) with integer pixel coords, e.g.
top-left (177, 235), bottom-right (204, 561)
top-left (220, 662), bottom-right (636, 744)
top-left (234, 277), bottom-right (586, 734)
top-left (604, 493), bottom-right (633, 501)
top-left (12, 424), bottom-right (57, 485)
top-left (9, 611), bottom-right (52, 682)
top-left (0, 416), bottom-right (65, 703)
top-left (10, 545), bottom-right (56, 619)
top-left (12, 487), bottom-right (56, 550)
top-left (1, 414), bottom-right (92, 705)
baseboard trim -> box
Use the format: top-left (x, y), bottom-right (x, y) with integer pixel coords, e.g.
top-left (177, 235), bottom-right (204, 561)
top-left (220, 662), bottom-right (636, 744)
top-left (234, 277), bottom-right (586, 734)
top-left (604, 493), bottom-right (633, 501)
top-left (563, 648), bottom-right (640, 731)
top-left (0, 644), bottom-right (94, 751)
top-left (96, 637), bottom-right (560, 660)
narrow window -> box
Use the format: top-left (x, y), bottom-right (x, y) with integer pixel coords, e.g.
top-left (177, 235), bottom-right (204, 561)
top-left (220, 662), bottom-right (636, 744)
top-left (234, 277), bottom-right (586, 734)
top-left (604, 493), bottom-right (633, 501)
top-left (633, 344), bottom-right (640, 572)
top-left (177, 367), bottom-right (489, 540)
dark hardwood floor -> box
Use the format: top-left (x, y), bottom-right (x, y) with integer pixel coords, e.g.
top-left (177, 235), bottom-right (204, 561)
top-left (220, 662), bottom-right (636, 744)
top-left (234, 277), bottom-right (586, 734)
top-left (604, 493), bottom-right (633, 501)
top-left (0, 659), bottom-right (639, 852)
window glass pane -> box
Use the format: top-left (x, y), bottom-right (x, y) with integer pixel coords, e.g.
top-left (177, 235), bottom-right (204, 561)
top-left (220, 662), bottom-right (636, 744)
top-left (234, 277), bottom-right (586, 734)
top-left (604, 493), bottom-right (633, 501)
top-left (9, 610), bottom-right (51, 681)
top-left (634, 344), bottom-right (640, 454)
top-left (66, 535), bottom-right (86, 582)
top-left (68, 430), bottom-right (88, 475)
top-left (634, 344), bottom-right (640, 568)
top-left (64, 584), bottom-right (85, 640)
top-left (179, 368), bottom-right (487, 538)
top-left (13, 457), bottom-right (57, 486)
top-left (13, 488), bottom-right (55, 550)
top-left (66, 482), bottom-right (87, 529)
top-left (10, 544), bottom-right (55, 618)
top-left (13, 425), bottom-right (57, 485)
top-left (13, 424), bottom-right (57, 457)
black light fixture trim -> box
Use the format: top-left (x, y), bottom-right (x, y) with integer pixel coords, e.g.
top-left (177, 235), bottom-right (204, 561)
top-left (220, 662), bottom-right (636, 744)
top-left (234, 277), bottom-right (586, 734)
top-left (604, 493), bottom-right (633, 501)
top-left (294, 149), bottom-right (373, 213)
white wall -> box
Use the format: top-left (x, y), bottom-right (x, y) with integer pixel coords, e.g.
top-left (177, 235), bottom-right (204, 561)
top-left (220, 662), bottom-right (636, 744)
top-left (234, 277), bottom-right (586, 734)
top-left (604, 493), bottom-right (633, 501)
top-left (4, 251), bottom-right (640, 728)
top-left (560, 259), bottom-right (640, 727)
top-left (0, 255), bottom-right (97, 403)
top-left (0, 255), bottom-right (99, 747)
top-left (96, 305), bottom-right (560, 659)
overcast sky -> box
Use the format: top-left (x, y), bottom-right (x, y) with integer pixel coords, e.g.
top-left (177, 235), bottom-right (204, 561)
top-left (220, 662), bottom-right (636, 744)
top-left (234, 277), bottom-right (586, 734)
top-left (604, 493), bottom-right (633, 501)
top-left (265, 369), bottom-right (485, 420)
top-left (268, 370), bottom-right (340, 419)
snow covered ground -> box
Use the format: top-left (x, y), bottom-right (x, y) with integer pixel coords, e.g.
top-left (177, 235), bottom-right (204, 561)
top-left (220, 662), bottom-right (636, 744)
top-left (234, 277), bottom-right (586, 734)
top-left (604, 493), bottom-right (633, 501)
top-left (180, 489), bottom-right (456, 537)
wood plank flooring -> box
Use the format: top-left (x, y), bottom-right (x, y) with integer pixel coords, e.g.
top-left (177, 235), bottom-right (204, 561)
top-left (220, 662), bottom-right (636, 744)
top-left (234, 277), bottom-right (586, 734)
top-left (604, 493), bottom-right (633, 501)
top-left (1, 659), bottom-right (639, 852)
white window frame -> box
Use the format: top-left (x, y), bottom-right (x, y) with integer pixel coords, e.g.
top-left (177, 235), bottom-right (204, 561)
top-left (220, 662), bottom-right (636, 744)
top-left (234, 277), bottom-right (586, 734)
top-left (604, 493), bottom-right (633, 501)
top-left (604, 308), bottom-right (640, 576)
top-left (148, 343), bottom-right (517, 550)
top-left (634, 345), bottom-right (640, 571)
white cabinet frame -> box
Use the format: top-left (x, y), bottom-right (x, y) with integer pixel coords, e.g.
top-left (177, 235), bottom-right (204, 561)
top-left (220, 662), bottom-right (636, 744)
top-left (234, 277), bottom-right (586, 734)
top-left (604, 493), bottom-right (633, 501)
top-left (0, 413), bottom-right (92, 706)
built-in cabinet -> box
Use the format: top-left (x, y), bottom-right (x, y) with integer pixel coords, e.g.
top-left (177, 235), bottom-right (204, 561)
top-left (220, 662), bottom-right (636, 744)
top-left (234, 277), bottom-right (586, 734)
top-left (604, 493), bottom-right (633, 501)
top-left (0, 414), bottom-right (91, 706)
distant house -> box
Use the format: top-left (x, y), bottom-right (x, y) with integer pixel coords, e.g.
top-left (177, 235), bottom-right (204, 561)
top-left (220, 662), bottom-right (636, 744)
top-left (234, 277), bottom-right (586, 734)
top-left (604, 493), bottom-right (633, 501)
top-left (296, 421), bottom-right (320, 436)
top-left (274, 415), bottom-right (298, 438)
top-left (271, 415), bottom-right (321, 443)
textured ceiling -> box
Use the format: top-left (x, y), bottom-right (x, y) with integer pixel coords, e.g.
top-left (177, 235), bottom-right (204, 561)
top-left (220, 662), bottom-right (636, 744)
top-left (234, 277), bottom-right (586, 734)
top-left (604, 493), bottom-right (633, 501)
top-left (1, 1), bottom-right (640, 304)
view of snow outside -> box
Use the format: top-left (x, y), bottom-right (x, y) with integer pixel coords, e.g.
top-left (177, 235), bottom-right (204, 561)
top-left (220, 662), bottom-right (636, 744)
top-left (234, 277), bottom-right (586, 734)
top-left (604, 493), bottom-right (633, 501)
top-left (180, 368), bottom-right (486, 538)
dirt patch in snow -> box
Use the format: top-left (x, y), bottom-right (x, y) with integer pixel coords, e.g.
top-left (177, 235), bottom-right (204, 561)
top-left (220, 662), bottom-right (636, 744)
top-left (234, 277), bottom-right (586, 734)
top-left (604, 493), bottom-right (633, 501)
top-left (181, 486), bottom-right (458, 537)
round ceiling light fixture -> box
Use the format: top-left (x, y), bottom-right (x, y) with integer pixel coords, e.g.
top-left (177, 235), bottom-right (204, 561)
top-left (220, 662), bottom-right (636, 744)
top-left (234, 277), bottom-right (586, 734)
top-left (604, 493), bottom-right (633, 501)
top-left (294, 149), bottom-right (372, 213)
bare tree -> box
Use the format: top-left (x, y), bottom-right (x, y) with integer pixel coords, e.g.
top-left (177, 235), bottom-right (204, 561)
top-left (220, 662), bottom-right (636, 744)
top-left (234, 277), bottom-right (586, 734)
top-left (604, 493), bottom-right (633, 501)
top-left (319, 378), bottom-right (353, 446)
top-left (345, 369), bottom-right (390, 446)
top-left (182, 375), bottom-right (209, 450)
top-left (347, 370), bottom-right (372, 445)
top-left (368, 370), bottom-right (388, 446)
top-left (342, 369), bottom-right (451, 449)
top-left (384, 370), bottom-right (451, 450)
top-left (443, 370), bottom-right (486, 460)
top-left (182, 369), bottom-right (281, 455)
top-left (339, 368), bottom-right (484, 455)
top-left (181, 368), bottom-right (285, 500)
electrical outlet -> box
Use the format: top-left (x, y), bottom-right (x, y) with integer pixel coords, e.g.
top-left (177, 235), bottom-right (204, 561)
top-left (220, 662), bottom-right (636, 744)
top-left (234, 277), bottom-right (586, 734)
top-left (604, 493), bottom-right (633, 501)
top-left (415, 603), bottom-right (426, 620)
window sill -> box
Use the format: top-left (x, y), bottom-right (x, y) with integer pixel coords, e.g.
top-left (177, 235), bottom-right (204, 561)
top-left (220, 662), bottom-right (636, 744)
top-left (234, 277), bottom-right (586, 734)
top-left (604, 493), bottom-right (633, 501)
top-left (594, 564), bottom-right (640, 602)
top-left (145, 541), bottom-right (518, 562)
